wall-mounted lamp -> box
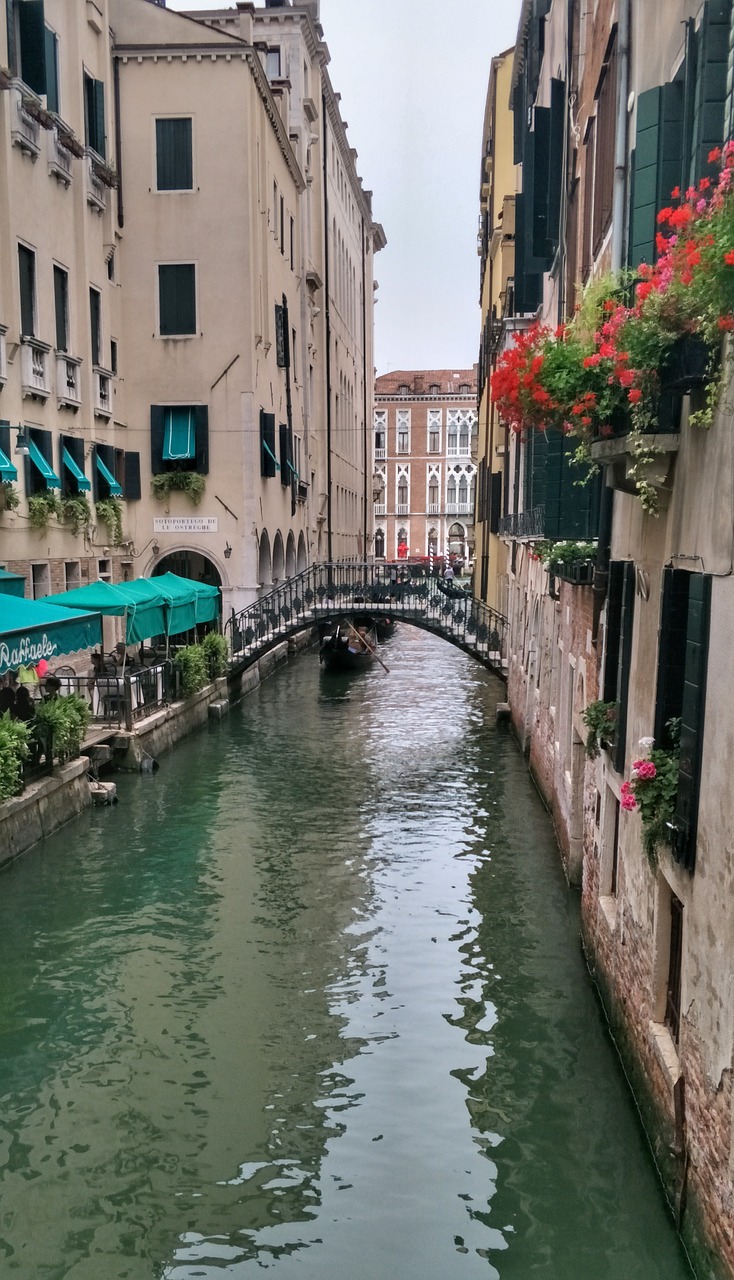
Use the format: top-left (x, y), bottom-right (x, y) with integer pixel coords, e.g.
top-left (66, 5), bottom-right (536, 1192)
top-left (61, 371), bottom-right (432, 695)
top-left (152, 541), bottom-right (160, 556)
top-left (224, 542), bottom-right (232, 560)
top-left (14, 426), bottom-right (29, 456)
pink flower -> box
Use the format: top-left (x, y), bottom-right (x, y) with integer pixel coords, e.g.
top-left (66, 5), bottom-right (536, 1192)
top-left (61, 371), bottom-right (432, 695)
top-left (621, 793), bottom-right (637, 811)
top-left (635, 761), bottom-right (657, 780)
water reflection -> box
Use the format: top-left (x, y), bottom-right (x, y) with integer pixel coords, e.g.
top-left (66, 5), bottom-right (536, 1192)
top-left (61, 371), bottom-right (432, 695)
top-left (0, 630), bottom-right (692, 1279)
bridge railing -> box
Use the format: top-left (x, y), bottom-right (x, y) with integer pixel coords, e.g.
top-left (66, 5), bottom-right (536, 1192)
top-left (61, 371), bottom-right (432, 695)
top-left (224, 563), bottom-right (508, 675)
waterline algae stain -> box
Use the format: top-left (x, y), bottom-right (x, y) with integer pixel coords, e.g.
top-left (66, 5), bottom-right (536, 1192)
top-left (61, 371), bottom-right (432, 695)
top-left (0, 629), bottom-right (693, 1278)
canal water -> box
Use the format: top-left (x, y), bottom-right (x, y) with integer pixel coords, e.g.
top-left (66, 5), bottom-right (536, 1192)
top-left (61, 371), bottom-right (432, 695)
top-left (0, 628), bottom-right (693, 1280)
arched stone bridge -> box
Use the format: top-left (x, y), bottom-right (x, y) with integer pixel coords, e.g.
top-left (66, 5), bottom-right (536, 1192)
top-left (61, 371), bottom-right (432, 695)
top-left (225, 563), bottom-right (508, 678)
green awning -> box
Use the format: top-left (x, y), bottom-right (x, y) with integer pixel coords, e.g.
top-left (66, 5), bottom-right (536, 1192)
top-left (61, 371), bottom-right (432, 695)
top-left (122, 578), bottom-right (168, 641)
top-left (95, 454), bottom-right (123, 496)
top-left (163, 408), bottom-right (195, 461)
top-left (0, 446), bottom-right (18, 481)
top-left (62, 447), bottom-right (91, 492)
top-left (153, 571), bottom-right (220, 624)
top-left (0, 596), bottom-right (102, 676)
top-left (28, 438), bottom-right (61, 489)
top-left (0, 568), bottom-right (26, 598)
top-left (44, 580), bottom-right (144, 644)
top-left (149, 573), bottom-right (197, 635)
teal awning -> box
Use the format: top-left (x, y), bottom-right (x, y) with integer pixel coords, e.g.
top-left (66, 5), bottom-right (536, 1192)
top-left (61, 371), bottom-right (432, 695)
top-left (95, 454), bottom-right (123, 496)
top-left (149, 572), bottom-right (198, 635)
top-left (163, 408), bottom-right (195, 461)
top-left (0, 568), bottom-right (26, 598)
top-left (62, 447), bottom-right (91, 492)
top-left (0, 446), bottom-right (18, 481)
top-left (28, 438), bottom-right (61, 489)
top-left (44, 580), bottom-right (143, 644)
top-left (122, 578), bottom-right (168, 641)
top-left (0, 596), bottom-right (102, 676)
top-left (153, 571), bottom-right (220, 625)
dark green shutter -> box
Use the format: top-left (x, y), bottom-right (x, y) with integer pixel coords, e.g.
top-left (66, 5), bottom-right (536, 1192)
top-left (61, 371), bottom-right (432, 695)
top-left (531, 106), bottom-right (551, 261)
top-left (44, 25), bottom-right (58, 113)
top-left (18, 0), bottom-right (46, 95)
top-left (18, 244), bottom-right (35, 337)
top-left (673, 574), bottom-right (711, 870)
top-left (194, 405), bottom-right (208, 474)
top-left (690, 0), bottom-right (732, 184)
top-left (489, 471), bottom-right (502, 535)
top-left (612, 561), bottom-right (635, 774)
top-left (156, 118), bottom-right (193, 190)
top-left (659, 80), bottom-right (685, 206)
top-left (159, 265), bottom-right (196, 336)
top-left (654, 568), bottom-right (690, 746)
top-left (0, 422), bottom-right (11, 462)
top-left (630, 87), bottom-right (663, 267)
top-left (89, 288), bottom-right (101, 366)
top-left (279, 422), bottom-right (289, 486)
top-left (547, 78), bottom-right (565, 252)
top-left (53, 266), bottom-right (67, 351)
top-left (513, 193), bottom-right (542, 313)
top-left (123, 451), bottom-right (141, 500)
top-left (150, 406), bottom-right (166, 473)
top-left (6, 0), bottom-right (16, 74)
top-left (93, 76), bottom-right (105, 159)
top-left (260, 410), bottom-right (276, 478)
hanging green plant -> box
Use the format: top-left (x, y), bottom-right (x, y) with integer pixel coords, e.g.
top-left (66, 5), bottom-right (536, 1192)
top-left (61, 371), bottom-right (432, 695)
top-left (95, 497), bottom-right (123, 546)
top-left (0, 482), bottom-right (20, 513)
top-left (28, 492), bottom-right (61, 530)
top-left (581, 700), bottom-right (617, 759)
top-left (59, 495), bottom-right (92, 535)
top-left (151, 471), bottom-right (206, 507)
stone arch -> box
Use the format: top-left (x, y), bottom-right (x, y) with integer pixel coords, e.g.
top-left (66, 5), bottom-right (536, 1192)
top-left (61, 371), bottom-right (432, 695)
top-left (272, 530), bottom-right (285, 582)
top-left (297, 531), bottom-right (308, 573)
top-left (257, 529), bottom-right (271, 587)
top-left (286, 531), bottom-right (296, 578)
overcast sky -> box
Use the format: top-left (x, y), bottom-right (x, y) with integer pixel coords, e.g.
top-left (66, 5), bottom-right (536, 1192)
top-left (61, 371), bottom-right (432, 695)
top-left (169, 0), bottom-right (523, 375)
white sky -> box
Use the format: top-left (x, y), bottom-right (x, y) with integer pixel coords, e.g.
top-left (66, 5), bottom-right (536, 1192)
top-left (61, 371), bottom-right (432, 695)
top-left (168, 0), bottom-right (523, 375)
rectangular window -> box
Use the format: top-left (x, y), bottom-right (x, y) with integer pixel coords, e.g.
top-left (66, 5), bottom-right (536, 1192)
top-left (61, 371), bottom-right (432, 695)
top-left (25, 426), bottom-right (61, 497)
top-left (84, 72), bottom-right (105, 160)
top-left (18, 0), bottom-right (46, 95)
top-left (580, 116), bottom-right (596, 282)
top-left (665, 893), bottom-right (684, 1043)
top-left (89, 286), bottom-right (101, 366)
top-left (64, 561), bottom-right (81, 592)
top-left (31, 562), bottom-right (50, 600)
top-left (290, 215), bottom-right (295, 270)
top-left (60, 434), bottom-right (89, 497)
top-left (592, 33), bottom-right (617, 255)
top-left (603, 560), bottom-right (635, 774)
top-left (158, 264), bottom-right (196, 336)
top-left (396, 409), bottom-right (410, 454)
top-left (18, 243), bottom-right (36, 337)
top-left (54, 265), bottom-right (68, 352)
top-left (110, 338), bottom-right (118, 375)
top-left (93, 442), bottom-right (123, 501)
top-left (273, 180), bottom-right (278, 237)
top-left (279, 422), bottom-right (291, 487)
top-left (156, 117), bottom-right (193, 191)
top-left (274, 303), bottom-right (290, 367)
top-left (150, 404), bottom-right (208, 476)
top-left (265, 47), bottom-right (281, 80)
top-left (44, 24), bottom-right (59, 113)
top-left (260, 409), bottom-right (278, 478)
top-left (280, 195), bottom-right (285, 255)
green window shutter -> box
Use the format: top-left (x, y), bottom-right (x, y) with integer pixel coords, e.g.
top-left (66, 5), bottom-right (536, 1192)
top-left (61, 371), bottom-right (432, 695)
top-left (194, 405), bottom-right (209, 475)
top-left (612, 561), bottom-right (635, 774)
top-left (547, 78), bottom-right (565, 252)
top-left (260, 410), bottom-right (277, 478)
top-left (89, 287), bottom-right (101, 366)
top-left (279, 422), bottom-right (290, 487)
top-left (604, 561), bottom-right (624, 702)
top-left (275, 303), bottom-right (289, 367)
top-left (123, 451), bottom-right (141, 500)
top-left (690, 0), bottom-right (733, 184)
top-left (150, 405), bottom-right (166, 473)
top-left (673, 574), bottom-right (712, 870)
top-left (531, 105), bottom-right (551, 261)
top-left (659, 80), bottom-right (685, 207)
top-left (18, 243), bottom-right (35, 337)
top-left (18, 0), bottom-right (46, 95)
top-left (156, 118), bottom-right (193, 191)
top-left (513, 193), bottom-right (542, 313)
top-left (93, 76), bottom-right (105, 159)
top-left (44, 25), bottom-right (58, 113)
top-left (630, 86), bottom-right (662, 267)
top-left (654, 568), bottom-right (690, 746)
top-left (6, 0), bottom-right (16, 75)
top-left (53, 265), bottom-right (67, 351)
top-left (159, 264), bottom-right (196, 336)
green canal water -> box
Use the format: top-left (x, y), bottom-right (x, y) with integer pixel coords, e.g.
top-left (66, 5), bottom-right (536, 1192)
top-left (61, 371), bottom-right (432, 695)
top-left (0, 628), bottom-right (694, 1279)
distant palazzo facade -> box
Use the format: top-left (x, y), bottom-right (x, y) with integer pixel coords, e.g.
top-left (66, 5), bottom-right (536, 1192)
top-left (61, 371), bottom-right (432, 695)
top-left (373, 369), bottom-right (477, 564)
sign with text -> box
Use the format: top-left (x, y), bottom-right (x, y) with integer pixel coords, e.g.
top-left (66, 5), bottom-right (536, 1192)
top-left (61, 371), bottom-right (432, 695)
top-left (153, 517), bottom-right (218, 533)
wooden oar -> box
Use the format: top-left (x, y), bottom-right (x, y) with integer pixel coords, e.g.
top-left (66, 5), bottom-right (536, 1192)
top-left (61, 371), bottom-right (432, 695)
top-left (345, 620), bottom-right (390, 673)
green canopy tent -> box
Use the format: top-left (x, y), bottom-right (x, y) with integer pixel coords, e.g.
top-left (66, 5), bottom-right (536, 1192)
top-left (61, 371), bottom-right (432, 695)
top-left (0, 596), bottom-right (102, 677)
top-left (118, 579), bottom-right (168, 643)
top-left (0, 568), bottom-right (26, 598)
top-left (44, 580), bottom-right (158, 647)
top-left (153, 572), bottom-right (220, 625)
top-left (148, 573), bottom-right (198, 636)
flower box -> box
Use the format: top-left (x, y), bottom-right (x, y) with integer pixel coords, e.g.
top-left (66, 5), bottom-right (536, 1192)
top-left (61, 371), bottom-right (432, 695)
top-left (551, 559), bottom-right (595, 586)
top-left (661, 335), bottom-right (714, 393)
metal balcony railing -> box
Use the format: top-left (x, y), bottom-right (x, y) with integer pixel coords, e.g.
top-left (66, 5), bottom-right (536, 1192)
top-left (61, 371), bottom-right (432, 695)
top-left (497, 505), bottom-right (546, 539)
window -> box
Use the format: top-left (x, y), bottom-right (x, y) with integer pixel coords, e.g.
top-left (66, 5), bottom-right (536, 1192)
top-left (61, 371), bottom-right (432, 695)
top-left (428, 476), bottom-right (439, 509)
top-left (665, 893), bottom-right (684, 1044)
top-left (396, 409), bottom-right (410, 453)
top-left (265, 47), bottom-right (281, 79)
top-left (592, 33), bottom-right (617, 255)
top-left (273, 181), bottom-right (278, 237)
top-left (107, 251), bottom-right (115, 282)
top-left (581, 115), bottom-right (596, 281)
top-left (64, 561), bottom-right (81, 592)
top-left (60, 434), bottom-right (90, 497)
top-left (150, 405), bottom-right (209, 475)
top-left (259, 409), bottom-right (278, 478)
top-left (53, 266), bottom-right (68, 352)
top-left (31, 563), bottom-right (50, 600)
top-left (98, 558), bottom-right (112, 582)
top-left (429, 383), bottom-right (440, 394)
top-left (156, 117), bottom-right (193, 191)
top-left (123, 451), bottom-right (141, 500)
top-left (374, 528), bottom-right (385, 558)
top-left (158, 264), bottom-right (196, 336)
top-left (290, 215), bottom-right (295, 270)
top-left (428, 409), bottom-right (441, 452)
top-left (44, 24), bottom-right (59, 114)
top-left (25, 427), bottom-right (61, 497)
top-left (447, 475), bottom-right (456, 505)
top-left (279, 422), bottom-right (295, 487)
top-left (280, 195), bottom-right (285, 255)
top-left (274, 303), bottom-right (290, 367)
top-left (8, 0), bottom-right (50, 96)
top-left (18, 243), bottom-right (36, 337)
top-left (84, 72), bottom-right (106, 160)
top-left (458, 475), bottom-right (468, 507)
top-left (397, 475), bottom-right (408, 507)
top-left (89, 286), bottom-right (101, 366)
top-left (110, 338), bottom-right (118, 375)
top-left (92, 443), bottom-right (123, 501)
top-left (603, 560), bottom-right (635, 773)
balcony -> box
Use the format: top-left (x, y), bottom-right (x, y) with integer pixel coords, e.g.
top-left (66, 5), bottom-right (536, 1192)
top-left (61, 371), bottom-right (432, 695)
top-left (10, 85), bottom-right (41, 159)
top-left (427, 502), bottom-right (441, 515)
top-left (93, 367), bottom-right (113, 418)
top-left (395, 503), bottom-right (409, 516)
top-left (498, 505), bottom-right (546, 539)
top-left (297, 480), bottom-right (309, 503)
top-left (48, 127), bottom-right (73, 187)
top-left (0, 325), bottom-right (7, 388)
top-left (86, 155), bottom-right (106, 213)
top-left (374, 503), bottom-right (386, 516)
top-left (374, 447), bottom-right (386, 460)
top-left (20, 337), bottom-right (52, 400)
top-left (56, 353), bottom-right (82, 410)
top-left (447, 442), bottom-right (471, 458)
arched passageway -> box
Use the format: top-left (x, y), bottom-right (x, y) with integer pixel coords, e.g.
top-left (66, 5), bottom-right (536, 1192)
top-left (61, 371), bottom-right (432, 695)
top-left (258, 531), bottom-right (272, 587)
top-left (153, 550), bottom-right (221, 587)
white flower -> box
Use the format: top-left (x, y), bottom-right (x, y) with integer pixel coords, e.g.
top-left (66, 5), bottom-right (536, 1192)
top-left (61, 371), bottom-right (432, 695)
top-left (638, 736), bottom-right (654, 748)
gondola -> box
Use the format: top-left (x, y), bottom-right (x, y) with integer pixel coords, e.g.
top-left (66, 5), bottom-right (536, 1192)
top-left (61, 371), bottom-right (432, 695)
top-left (319, 615), bottom-right (380, 673)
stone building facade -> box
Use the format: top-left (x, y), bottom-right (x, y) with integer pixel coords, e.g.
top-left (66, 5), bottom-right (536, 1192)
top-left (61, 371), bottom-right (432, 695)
top-left (0, 0), bottom-right (384, 622)
top-left (479, 1), bottom-right (734, 1275)
top-left (373, 369), bottom-right (477, 566)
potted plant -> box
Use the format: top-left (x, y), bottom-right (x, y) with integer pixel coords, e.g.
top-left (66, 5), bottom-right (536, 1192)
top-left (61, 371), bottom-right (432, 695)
top-left (0, 483), bottom-right (20, 513)
top-left (581, 699), bottom-right (617, 759)
top-left (620, 728), bottom-right (680, 868)
top-left (59, 495), bottom-right (92, 535)
top-left (151, 471), bottom-right (206, 508)
top-left (28, 492), bottom-right (61, 531)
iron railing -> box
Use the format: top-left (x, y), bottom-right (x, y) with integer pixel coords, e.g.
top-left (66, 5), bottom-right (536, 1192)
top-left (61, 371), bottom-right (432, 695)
top-left (498, 505), bottom-right (546, 538)
top-left (225, 562), bottom-right (508, 677)
top-left (53, 662), bottom-right (173, 731)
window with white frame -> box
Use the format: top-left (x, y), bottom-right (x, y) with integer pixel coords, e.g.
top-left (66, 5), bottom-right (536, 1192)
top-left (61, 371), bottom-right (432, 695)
top-left (427, 466), bottom-right (440, 513)
top-left (447, 408), bottom-right (476, 456)
top-left (374, 409), bottom-right (387, 457)
top-left (427, 409), bottom-right (441, 453)
top-left (396, 465), bottom-right (409, 513)
top-left (396, 409), bottom-right (410, 454)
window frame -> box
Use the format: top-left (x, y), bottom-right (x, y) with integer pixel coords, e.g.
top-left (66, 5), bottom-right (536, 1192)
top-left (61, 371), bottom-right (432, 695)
top-left (18, 242), bottom-right (36, 338)
top-left (54, 263), bottom-right (69, 353)
top-left (154, 115), bottom-right (194, 193)
top-left (157, 262), bottom-right (197, 338)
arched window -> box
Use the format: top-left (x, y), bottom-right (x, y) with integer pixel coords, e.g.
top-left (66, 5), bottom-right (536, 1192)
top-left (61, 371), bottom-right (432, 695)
top-left (397, 526), bottom-right (408, 558)
top-left (375, 528), bottom-right (385, 558)
top-left (397, 476), bottom-right (408, 507)
top-left (458, 475), bottom-right (468, 508)
top-left (447, 475), bottom-right (457, 505)
top-left (427, 526), bottom-right (438, 554)
top-left (428, 476), bottom-right (439, 508)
